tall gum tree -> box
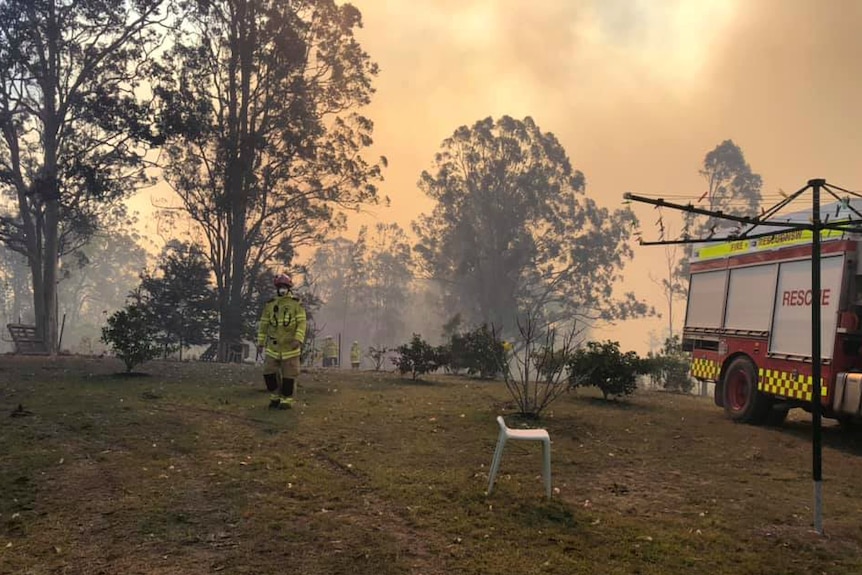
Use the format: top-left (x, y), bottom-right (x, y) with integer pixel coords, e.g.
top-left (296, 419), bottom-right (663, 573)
top-left (308, 222), bottom-right (413, 348)
top-left (156, 0), bottom-right (384, 360)
top-left (413, 115), bottom-right (650, 334)
top-left (676, 139), bottom-right (763, 281)
top-left (0, 0), bottom-right (168, 352)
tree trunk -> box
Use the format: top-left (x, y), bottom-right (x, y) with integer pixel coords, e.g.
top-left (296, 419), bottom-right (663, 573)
top-left (27, 193), bottom-right (60, 355)
top-left (218, 0), bottom-right (255, 364)
top-left (30, 253), bottom-right (45, 336)
top-left (37, 1), bottom-right (60, 355)
top-left (224, 219), bottom-right (247, 360)
top-left (217, 298), bottom-right (236, 362)
top-left (42, 198), bottom-right (60, 354)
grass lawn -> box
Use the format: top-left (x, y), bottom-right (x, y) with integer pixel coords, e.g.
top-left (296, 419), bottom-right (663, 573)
top-left (2, 356), bottom-right (862, 574)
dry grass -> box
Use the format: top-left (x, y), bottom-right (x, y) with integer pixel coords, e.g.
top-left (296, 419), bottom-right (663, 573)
top-left (2, 356), bottom-right (862, 574)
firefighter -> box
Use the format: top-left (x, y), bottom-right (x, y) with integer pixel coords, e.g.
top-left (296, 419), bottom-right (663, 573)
top-left (350, 340), bottom-right (361, 370)
top-left (257, 273), bottom-right (306, 409)
top-left (322, 336), bottom-right (338, 367)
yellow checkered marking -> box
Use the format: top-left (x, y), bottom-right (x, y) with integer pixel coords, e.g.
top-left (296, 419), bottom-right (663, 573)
top-left (758, 368), bottom-right (827, 401)
top-left (691, 358), bottom-right (719, 381)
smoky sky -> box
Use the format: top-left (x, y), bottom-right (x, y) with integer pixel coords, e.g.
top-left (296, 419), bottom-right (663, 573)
top-left (131, 0), bottom-right (862, 352)
top-left (334, 0), bottom-right (862, 351)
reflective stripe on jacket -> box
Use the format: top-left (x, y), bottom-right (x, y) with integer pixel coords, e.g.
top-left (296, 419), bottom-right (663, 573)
top-left (257, 295), bottom-right (306, 360)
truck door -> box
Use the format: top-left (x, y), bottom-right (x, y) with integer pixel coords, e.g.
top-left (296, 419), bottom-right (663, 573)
top-left (769, 255), bottom-right (844, 358)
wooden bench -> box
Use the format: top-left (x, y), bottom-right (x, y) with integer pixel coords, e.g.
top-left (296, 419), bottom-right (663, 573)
top-left (7, 324), bottom-right (48, 355)
top-left (227, 343), bottom-right (248, 363)
top-left (199, 342), bottom-right (218, 362)
top-left (199, 342), bottom-right (248, 363)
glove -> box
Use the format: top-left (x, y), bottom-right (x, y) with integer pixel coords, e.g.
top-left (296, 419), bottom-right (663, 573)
top-left (289, 339), bottom-right (302, 351)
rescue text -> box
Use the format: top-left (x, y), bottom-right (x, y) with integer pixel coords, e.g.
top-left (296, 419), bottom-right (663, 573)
top-left (781, 288), bottom-right (831, 307)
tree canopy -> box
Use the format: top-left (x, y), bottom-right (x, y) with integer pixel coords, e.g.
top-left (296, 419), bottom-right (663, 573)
top-left (308, 222), bottom-right (413, 348)
top-left (0, 0), bottom-right (168, 352)
top-left (413, 115), bottom-right (649, 333)
top-left (155, 0), bottom-right (384, 359)
top-left (689, 139), bottom-right (763, 238)
top-left (57, 216), bottom-right (149, 348)
top-left (676, 139), bottom-right (763, 280)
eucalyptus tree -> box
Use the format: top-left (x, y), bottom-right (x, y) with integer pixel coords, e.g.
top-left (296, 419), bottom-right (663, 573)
top-left (676, 139), bottom-right (763, 280)
top-left (307, 235), bottom-right (366, 342)
top-left (156, 0), bottom-right (384, 360)
top-left (0, 0), bottom-right (169, 352)
top-left (695, 139), bottom-right (763, 232)
top-left (413, 115), bottom-right (648, 334)
top-left (364, 222), bottom-right (413, 345)
top-left (57, 215), bottom-right (148, 340)
top-left (308, 222), bottom-right (413, 348)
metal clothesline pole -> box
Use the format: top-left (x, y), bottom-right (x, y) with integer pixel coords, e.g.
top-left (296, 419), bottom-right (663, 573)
top-left (627, 178), bottom-right (835, 535)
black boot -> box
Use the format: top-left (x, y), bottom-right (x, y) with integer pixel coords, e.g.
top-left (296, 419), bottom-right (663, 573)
top-left (264, 374), bottom-right (280, 408)
top-left (264, 373), bottom-right (279, 392)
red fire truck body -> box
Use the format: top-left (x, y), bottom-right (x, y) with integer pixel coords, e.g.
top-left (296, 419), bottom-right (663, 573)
top-left (683, 205), bottom-right (862, 424)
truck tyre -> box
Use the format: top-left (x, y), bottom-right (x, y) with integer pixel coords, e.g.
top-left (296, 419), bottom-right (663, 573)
top-left (723, 357), bottom-right (770, 424)
top-left (713, 380), bottom-right (725, 408)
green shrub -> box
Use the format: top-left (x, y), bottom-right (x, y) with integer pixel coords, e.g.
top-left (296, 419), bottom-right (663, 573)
top-left (392, 334), bottom-right (439, 380)
top-left (567, 340), bottom-right (646, 400)
top-left (460, 324), bottom-right (505, 378)
top-left (644, 336), bottom-right (693, 393)
top-left (439, 324), bottom-right (505, 378)
top-left (101, 304), bottom-right (162, 373)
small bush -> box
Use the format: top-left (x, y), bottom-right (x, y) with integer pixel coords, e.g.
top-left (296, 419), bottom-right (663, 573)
top-left (392, 334), bottom-right (439, 380)
top-left (440, 324), bottom-right (505, 378)
top-left (460, 324), bottom-right (505, 378)
top-left (101, 304), bottom-right (162, 373)
top-left (567, 340), bottom-right (646, 400)
top-left (644, 336), bottom-right (693, 393)
top-left (497, 315), bottom-right (584, 418)
top-left (368, 345), bottom-right (389, 371)
top-left (435, 342), bottom-right (454, 373)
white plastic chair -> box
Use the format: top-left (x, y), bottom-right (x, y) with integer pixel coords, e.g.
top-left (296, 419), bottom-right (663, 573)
top-left (487, 415), bottom-right (552, 499)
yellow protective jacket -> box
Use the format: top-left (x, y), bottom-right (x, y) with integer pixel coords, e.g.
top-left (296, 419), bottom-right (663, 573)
top-left (350, 343), bottom-right (361, 363)
top-left (257, 295), bottom-right (306, 360)
top-left (323, 338), bottom-right (338, 359)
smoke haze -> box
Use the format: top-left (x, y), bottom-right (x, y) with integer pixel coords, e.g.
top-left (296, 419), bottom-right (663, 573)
top-left (125, 0), bottom-right (862, 354)
top-left (337, 0), bottom-right (862, 352)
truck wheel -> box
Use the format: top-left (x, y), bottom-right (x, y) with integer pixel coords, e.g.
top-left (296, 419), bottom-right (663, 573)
top-left (723, 357), bottom-right (770, 424)
top-left (713, 380), bottom-right (725, 408)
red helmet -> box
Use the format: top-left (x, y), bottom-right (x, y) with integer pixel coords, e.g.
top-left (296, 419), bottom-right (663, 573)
top-left (273, 273), bottom-right (292, 289)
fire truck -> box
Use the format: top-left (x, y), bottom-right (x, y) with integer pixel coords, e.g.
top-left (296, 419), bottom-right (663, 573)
top-left (683, 200), bottom-right (862, 425)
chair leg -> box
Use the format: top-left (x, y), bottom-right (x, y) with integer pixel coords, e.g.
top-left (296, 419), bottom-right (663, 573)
top-left (487, 435), bottom-right (507, 495)
top-left (543, 439), bottom-right (552, 499)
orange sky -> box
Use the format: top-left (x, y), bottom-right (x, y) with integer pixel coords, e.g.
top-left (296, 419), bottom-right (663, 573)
top-left (131, 0), bottom-right (862, 353)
